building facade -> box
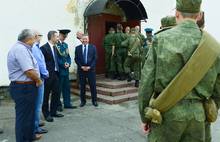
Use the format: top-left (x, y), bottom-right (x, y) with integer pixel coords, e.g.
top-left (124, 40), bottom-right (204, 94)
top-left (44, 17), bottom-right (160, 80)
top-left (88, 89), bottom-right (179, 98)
top-left (0, 0), bottom-right (219, 86)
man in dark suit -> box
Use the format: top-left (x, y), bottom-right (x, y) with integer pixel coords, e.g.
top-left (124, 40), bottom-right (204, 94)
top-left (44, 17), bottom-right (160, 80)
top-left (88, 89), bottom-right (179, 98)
top-left (75, 34), bottom-right (98, 107)
top-left (41, 31), bottom-right (64, 122)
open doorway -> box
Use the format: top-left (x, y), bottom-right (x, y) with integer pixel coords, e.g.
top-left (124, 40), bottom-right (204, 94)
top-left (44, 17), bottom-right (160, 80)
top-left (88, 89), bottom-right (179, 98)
top-left (105, 22), bottom-right (117, 34)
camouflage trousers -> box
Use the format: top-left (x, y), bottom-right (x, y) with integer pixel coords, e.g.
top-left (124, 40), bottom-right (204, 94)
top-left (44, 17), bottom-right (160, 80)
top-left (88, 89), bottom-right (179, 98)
top-left (105, 49), bottom-right (112, 72)
top-left (110, 48), bottom-right (127, 73)
top-left (124, 54), bottom-right (139, 80)
top-left (148, 101), bottom-right (206, 142)
top-left (205, 122), bottom-right (211, 142)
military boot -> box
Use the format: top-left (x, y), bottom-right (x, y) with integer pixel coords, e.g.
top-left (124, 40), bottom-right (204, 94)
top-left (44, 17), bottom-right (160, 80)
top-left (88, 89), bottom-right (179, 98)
top-left (117, 73), bottom-right (124, 81)
top-left (105, 72), bottom-right (109, 78)
top-left (135, 80), bottom-right (139, 87)
top-left (127, 72), bottom-right (134, 82)
top-left (111, 72), bottom-right (117, 80)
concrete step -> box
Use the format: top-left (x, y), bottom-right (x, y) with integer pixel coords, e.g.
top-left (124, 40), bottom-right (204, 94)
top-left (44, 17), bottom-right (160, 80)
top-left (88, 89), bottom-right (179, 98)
top-left (70, 78), bottom-right (137, 89)
top-left (70, 84), bottom-right (139, 97)
top-left (70, 88), bottom-right (138, 105)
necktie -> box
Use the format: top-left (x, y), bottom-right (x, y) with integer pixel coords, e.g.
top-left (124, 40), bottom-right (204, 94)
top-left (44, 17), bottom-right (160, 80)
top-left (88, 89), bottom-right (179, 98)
top-left (62, 42), bottom-right (65, 48)
top-left (84, 45), bottom-right (87, 65)
top-left (53, 46), bottom-right (59, 72)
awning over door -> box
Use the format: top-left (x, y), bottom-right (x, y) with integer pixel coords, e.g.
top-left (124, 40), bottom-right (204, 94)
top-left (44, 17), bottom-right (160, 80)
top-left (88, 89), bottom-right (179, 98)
top-left (84, 0), bottom-right (148, 22)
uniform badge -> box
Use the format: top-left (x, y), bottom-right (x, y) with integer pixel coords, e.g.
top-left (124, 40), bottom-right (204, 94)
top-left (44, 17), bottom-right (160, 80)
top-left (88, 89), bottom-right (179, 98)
top-left (66, 48), bottom-right (69, 54)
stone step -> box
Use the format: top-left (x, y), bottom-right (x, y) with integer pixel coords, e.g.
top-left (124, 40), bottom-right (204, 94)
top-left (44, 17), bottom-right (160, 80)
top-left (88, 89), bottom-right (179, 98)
top-left (70, 88), bottom-right (138, 105)
top-left (70, 79), bottom-right (137, 89)
top-left (70, 84), bottom-right (139, 97)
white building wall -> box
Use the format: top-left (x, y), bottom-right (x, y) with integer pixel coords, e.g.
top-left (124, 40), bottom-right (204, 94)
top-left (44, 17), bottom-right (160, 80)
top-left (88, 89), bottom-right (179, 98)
top-left (0, 0), bottom-right (91, 86)
top-left (0, 0), bottom-right (219, 86)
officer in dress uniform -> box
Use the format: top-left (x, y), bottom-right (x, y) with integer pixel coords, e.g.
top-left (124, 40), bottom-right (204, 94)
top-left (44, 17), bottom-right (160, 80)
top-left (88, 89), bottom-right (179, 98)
top-left (57, 29), bottom-right (77, 111)
top-left (143, 28), bottom-right (153, 47)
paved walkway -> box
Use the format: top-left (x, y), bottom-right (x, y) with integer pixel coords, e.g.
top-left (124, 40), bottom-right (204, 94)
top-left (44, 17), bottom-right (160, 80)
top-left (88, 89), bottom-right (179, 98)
top-left (0, 95), bottom-right (220, 142)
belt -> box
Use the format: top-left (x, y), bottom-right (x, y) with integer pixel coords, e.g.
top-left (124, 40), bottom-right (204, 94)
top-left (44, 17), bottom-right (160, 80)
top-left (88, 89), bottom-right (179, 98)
top-left (116, 47), bottom-right (126, 49)
top-left (12, 81), bottom-right (35, 84)
top-left (181, 99), bottom-right (203, 103)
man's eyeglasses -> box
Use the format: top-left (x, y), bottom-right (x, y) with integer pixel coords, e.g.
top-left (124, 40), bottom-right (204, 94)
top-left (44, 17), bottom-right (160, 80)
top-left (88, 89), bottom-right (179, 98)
top-left (38, 35), bottom-right (43, 37)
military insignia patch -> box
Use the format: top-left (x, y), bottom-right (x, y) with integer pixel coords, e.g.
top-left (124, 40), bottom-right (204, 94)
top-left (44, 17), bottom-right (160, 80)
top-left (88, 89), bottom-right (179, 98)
top-left (66, 48), bottom-right (69, 54)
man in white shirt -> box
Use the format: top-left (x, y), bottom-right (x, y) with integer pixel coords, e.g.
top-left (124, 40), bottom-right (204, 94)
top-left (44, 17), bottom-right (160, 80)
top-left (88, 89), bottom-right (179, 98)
top-left (74, 31), bottom-right (83, 85)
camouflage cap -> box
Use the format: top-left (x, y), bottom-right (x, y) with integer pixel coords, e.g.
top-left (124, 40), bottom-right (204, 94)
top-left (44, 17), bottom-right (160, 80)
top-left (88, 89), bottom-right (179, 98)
top-left (130, 28), bottom-right (136, 32)
top-left (161, 16), bottom-right (177, 28)
top-left (176, 0), bottom-right (202, 13)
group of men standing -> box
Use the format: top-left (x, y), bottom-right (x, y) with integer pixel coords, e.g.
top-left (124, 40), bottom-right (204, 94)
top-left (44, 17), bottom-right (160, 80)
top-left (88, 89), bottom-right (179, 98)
top-left (102, 24), bottom-right (153, 87)
top-left (7, 28), bottom-right (98, 141)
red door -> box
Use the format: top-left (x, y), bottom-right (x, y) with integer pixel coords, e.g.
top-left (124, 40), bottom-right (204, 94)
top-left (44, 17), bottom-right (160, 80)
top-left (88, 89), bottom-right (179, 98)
top-left (89, 24), bottom-right (105, 74)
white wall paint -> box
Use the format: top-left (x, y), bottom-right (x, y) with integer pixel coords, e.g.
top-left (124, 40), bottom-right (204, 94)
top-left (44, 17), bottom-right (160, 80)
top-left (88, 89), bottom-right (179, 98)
top-left (0, 0), bottom-right (90, 86)
top-left (0, 0), bottom-right (219, 86)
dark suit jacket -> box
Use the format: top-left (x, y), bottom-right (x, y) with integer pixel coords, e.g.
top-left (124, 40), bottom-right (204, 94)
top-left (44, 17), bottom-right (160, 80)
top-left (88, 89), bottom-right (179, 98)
top-left (75, 44), bottom-right (97, 73)
top-left (40, 42), bottom-right (59, 84)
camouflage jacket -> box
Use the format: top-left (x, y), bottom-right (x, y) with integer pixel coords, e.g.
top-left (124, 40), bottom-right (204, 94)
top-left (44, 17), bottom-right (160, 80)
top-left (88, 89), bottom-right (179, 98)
top-left (141, 44), bottom-right (151, 69)
top-left (139, 20), bottom-right (220, 123)
top-left (112, 31), bottom-right (127, 48)
top-left (102, 32), bottom-right (115, 51)
top-left (125, 32), bottom-right (131, 38)
top-left (121, 36), bottom-right (141, 54)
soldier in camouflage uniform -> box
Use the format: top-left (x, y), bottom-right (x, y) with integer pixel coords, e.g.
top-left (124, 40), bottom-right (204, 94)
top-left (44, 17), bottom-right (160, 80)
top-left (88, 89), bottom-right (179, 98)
top-left (121, 28), bottom-right (142, 87)
top-left (111, 24), bottom-right (127, 80)
top-left (196, 11), bottom-right (211, 142)
top-left (139, 0), bottom-right (220, 141)
top-left (142, 16), bottom-right (177, 70)
top-left (102, 27), bottom-right (115, 78)
top-left (141, 37), bottom-right (152, 69)
top-left (125, 27), bottom-right (131, 38)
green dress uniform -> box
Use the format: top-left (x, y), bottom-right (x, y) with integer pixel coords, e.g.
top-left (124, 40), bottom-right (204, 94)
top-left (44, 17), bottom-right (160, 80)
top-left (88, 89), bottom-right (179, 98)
top-left (121, 36), bottom-right (141, 80)
top-left (102, 32), bottom-right (115, 74)
top-left (138, 20), bottom-right (220, 141)
top-left (111, 31), bottom-right (127, 73)
top-left (56, 41), bottom-right (72, 109)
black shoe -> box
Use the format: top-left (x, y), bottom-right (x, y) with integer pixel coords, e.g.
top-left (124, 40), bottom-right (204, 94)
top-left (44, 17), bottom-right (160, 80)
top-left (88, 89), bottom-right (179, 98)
top-left (135, 80), bottom-right (139, 87)
top-left (51, 113), bottom-right (64, 117)
top-left (38, 123), bottom-right (45, 127)
top-left (93, 101), bottom-right (98, 107)
top-left (0, 130), bottom-right (3, 134)
top-left (35, 128), bottom-right (48, 134)
top-left (64, 106), bottom-right (77, 109)
top-left (117, 73), bottom-right (124, 80)
top-left (80, 102), bottom-right (86, 107)
top-left (127, 72), bottom-right (134, 82)
top-left (111, 72), bottom-right (117, 80)
top-left (45, 116), bottom-right (54, 122)
top-left (57, 108), bottom-right (63, 112)
top-left (105, 72), bottom-right (109, 78)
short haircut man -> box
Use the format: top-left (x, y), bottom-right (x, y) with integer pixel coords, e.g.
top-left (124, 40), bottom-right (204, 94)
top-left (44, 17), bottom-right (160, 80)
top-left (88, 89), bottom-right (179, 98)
top-left (7, 29), bottom-right (42, 141)
top-left (41, 30), bottom-right (64, 122)
top-left (139, 0), bottom-right (220, 141)
top-left (75, 34), bottom-right (98, 107)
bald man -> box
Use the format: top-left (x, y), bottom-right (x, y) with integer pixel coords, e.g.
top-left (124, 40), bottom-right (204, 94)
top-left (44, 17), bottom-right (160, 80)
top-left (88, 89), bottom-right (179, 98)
top-left (32, 29), bottom-right (49, 134)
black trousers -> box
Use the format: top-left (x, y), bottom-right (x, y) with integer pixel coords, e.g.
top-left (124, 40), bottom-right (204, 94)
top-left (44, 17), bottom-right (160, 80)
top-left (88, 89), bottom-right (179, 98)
top-left (42, 72), bottom-right (60, 118)
top-left (79, 71), bottom-right (97, 103)
top-left (9, 82), bottom-right (37, 142)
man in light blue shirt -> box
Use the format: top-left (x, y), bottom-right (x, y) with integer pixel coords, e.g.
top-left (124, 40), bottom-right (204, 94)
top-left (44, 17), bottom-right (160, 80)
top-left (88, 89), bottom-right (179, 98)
top-left (32, 29), bottom-right (49, 135)
top-left (7, 29), bottom-right (42, 141)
